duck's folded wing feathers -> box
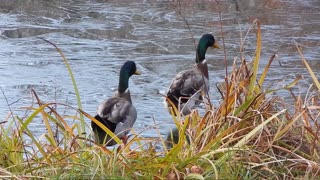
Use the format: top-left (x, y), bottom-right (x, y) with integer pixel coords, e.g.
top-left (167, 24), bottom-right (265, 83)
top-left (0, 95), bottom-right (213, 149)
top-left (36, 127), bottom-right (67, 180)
top-left (168, 69), bottom-right (206, 98)
top-left (97, 97), bottom-right (133, 124)
top-left (113, 106), bottom-right (137, 138)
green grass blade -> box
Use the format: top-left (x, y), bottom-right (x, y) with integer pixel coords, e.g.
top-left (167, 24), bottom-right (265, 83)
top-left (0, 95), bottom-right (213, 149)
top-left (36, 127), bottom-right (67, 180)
top-left (21, 104), bottom-right (54, 132)
top-left (78, 109), bottom-right (122, 145)
top-left (40, 38), bottom-right (85, 133)
top-left (17, 117), bottom-right (51, 164)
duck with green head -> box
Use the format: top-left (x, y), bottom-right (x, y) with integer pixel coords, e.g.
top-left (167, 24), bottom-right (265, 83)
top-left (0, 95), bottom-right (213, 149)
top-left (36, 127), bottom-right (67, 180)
top-left (91, 61), bottom-right (141, 146)
top-left (165, 34), bottom-right (220, 116)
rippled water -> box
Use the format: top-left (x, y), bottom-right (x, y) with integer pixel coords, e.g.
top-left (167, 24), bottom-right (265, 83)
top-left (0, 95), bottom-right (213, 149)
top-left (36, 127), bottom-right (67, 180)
top-left (1, 0), bottom-right (319, 137)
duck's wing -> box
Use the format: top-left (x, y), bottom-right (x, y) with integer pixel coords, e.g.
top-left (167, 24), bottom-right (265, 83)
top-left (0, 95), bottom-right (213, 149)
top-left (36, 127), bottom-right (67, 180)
top-left (96, 97), bottom-right (133, 124)
top-left (113, 105), bottom-right (137, 138)
top-left (180, 88), bottom-right (202, 115)
top-left (167, 68), bottom-right (208, 106)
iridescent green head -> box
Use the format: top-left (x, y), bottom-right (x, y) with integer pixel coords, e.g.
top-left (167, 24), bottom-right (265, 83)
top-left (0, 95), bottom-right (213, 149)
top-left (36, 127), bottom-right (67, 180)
top-left (118, 61), bottom-right (141, 93)
top-left (196, 34), bottom-right (220, 63)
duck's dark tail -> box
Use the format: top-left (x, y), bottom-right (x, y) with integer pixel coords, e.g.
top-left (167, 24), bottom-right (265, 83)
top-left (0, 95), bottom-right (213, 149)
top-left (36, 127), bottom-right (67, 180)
top-left (91, 115), bottom-right (117, 145)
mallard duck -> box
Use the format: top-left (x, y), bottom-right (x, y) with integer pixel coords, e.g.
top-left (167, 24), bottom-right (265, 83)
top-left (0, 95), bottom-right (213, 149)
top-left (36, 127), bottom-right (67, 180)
top-left (91, 61), bottom-right (141, 146)
top-left (165, 127), bottom-right (190, 149)
top-left (165, 34), bottom-right (219, 115)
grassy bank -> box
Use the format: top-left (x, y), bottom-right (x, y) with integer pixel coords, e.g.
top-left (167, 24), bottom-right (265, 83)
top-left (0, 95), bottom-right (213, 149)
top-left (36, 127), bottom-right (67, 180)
top-left (1, 20), bottom-right (320, 179)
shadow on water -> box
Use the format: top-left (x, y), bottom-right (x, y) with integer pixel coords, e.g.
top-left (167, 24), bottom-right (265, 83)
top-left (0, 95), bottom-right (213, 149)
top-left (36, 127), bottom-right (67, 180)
top-left (0, 0), bottom-right (319, 138)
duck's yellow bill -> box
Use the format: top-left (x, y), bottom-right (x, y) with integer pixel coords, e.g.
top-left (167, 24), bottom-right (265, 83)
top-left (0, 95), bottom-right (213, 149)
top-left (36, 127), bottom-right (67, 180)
top-left (134, 70), bottom-right (141, 75)
top-left (213, 41), bottom-right (220, 49)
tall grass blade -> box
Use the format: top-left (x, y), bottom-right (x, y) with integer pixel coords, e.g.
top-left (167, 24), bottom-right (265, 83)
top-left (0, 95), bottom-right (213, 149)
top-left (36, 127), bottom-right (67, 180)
top-left (21, 103), bottom-right (55, 132)
top-left (214, 109), bottom-right (286, 166)
top-left (78, 109), bottom-right (122, 145)
top-left (234, 109), bottom-right (286, 148)
top-left (46, 106), bottom-right (75, 137)
top-left (17, 116), bottom-right (51, 163)
top-left (274, 111), bottom-right (305, 141)
top-left (40, 38), bottom-right (85, 132)
top-left (31, 89), bottom-right (57, 147)
top-left (296, 44), bottom-right (320, 91)
top-left (258, 54), bottom-right (277, 86)
top-left (248, 19), bottom-right (261, 96)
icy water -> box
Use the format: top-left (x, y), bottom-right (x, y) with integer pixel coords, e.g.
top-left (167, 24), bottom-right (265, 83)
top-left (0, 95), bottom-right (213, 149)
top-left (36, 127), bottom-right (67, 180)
top-left (0, 0), bottom-right (319, 138)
